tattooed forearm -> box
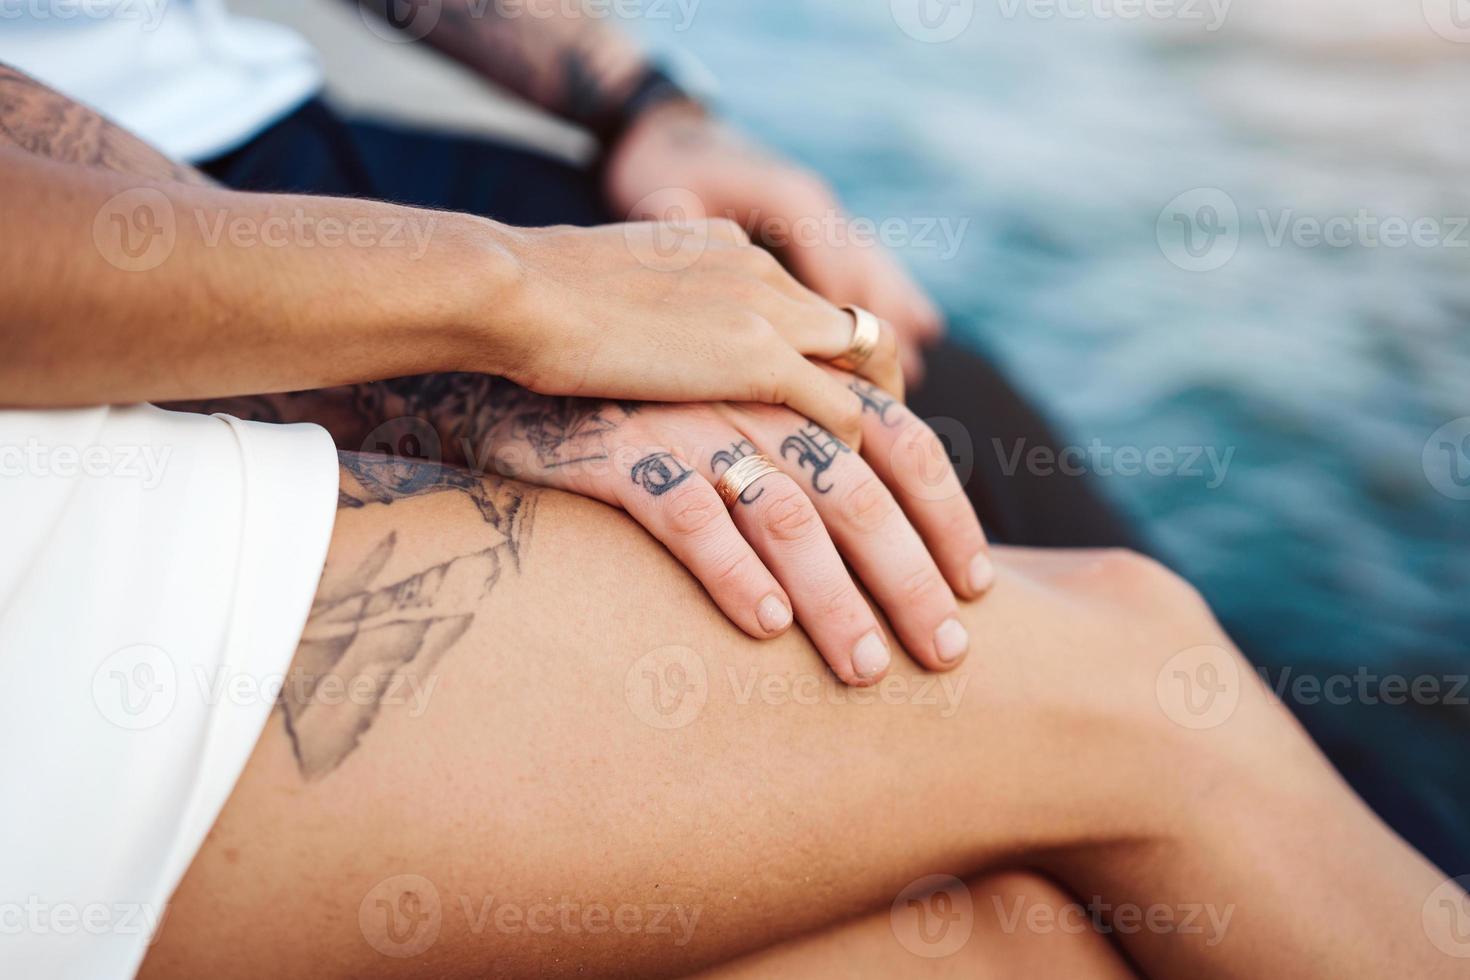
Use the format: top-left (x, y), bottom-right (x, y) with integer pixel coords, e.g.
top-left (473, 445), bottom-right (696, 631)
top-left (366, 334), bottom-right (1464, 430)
top-left (353, 0), bottom-right (647, 135)
top-left (781, 424), bottom-right (850, 495)
top-left (281, 453), bottom-right (539, 780)
top-left (0, 64), bottom-right (211, 184)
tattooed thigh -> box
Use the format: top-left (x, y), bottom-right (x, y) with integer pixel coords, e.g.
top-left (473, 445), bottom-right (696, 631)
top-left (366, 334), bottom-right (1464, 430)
top-left (277, 452), bottom-right (540, 782)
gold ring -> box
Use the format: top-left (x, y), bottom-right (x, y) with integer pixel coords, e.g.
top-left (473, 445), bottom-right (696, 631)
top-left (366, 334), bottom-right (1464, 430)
top-left (714, 454), bottom-right (781, 508)
top-left (833, 305), bottom-right (882, 371)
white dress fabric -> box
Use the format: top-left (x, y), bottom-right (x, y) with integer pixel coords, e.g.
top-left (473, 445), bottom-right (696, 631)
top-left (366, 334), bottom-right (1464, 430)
top-left (0, 0), bottom-right (323, 161)
top-left (0, 404), bottom-right (339, 979)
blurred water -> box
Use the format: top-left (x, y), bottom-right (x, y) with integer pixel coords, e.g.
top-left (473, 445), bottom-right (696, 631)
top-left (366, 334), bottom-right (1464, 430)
top-left (634, 0), bottom-right (1470, 864)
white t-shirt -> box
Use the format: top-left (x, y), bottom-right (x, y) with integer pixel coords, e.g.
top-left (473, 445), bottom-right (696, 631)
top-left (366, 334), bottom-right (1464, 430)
top-left (0, 0), bottom-right (322, 161)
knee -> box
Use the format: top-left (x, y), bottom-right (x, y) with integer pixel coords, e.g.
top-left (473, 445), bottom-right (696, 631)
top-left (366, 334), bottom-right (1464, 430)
top-left (1048, 548), bottom-right (1207, 614)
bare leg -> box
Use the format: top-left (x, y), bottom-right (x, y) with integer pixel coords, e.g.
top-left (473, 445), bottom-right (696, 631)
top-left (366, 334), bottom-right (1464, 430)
top-left (138, 456), bottom-right (1459, 979)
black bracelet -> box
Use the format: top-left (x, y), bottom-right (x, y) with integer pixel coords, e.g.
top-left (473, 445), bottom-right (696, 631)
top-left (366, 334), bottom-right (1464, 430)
top-left (590, 66), bottom-right (701, 152)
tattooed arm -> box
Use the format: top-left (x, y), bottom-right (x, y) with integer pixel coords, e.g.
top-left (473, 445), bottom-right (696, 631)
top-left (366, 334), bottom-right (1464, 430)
top-left (0, 63), bottom-right (518, 407)
top-left (1, 62), bottom-right (877, 435)
top-left (353, 0), bottom-right (657, 141)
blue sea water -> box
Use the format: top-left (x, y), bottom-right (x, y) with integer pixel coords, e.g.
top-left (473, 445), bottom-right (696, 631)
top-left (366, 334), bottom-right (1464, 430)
top-left (632, 0), bottom-right (1469, 866)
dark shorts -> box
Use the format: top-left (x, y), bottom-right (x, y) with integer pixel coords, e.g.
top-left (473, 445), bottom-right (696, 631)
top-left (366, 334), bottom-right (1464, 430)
top-left (202, 97), bottom-right (1145, 553)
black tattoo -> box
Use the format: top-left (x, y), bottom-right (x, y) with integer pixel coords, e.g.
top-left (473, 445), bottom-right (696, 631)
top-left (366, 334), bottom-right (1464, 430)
top-left (631, 452), bottom-right (694, 496)
top-left (781, 424), bottom-right (850, 494)
top-left (510, 397), bottom-right (622, 469)
top-left (850, 380), bottom-right (900, 427)
top-left (337, 451), bottom-right (534, 568)
top-left (0, 65), bottom-right (209, 184)
top-left (711, 439), bottom-right (766, 505)
top-left (279, 451), bottom-right (538, 780)
top-left (361, 0), bottom-right (640, 135)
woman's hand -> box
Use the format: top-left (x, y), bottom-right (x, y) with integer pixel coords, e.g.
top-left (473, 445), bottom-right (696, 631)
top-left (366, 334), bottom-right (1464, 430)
top-left (491, 220), bottom-right (902, 450)
top-left (472, 376), bottom-right (993, 686)
top-left (602, 104), bottom-right (945, 384)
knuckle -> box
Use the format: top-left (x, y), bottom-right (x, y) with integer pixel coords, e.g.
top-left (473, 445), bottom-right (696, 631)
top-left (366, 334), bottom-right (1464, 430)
top-left (758, 486), bottom-right (823, 543)
top-left (810, 580), bottom-right (858, 621)
top-left (896, 565), bottom-right (948, 606)
top-left (835, 475), bottom-right (894, 533)
top-left (663, 485), bottom-right (726, 537)
top-left (731, 310), bottom-right (776, 344)
top-left (705, 547), bottom-right (758, 589)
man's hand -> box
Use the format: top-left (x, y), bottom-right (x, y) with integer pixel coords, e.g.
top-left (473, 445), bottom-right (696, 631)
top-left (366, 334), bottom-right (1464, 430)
top-left (462, 377), bottom-right (994, 686)
top-left (603, 104), bottom-right (946, 384)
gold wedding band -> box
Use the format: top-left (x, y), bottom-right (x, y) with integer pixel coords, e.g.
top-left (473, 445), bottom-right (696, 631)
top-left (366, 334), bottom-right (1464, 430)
top-left (833, 305), bottom-right (882, 372)
top-left (715, 454), bottom-right (781, 508)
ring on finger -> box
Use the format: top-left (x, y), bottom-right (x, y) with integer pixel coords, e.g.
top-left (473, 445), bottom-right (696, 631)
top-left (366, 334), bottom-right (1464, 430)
top-left (715, 453), bottom-right (782, 508)
top-left (833, 305), bottom-right (883, 372)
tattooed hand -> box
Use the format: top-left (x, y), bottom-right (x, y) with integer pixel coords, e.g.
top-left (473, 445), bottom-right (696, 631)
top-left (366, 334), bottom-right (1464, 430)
top-left (472, 374), bottom-right (992, 686)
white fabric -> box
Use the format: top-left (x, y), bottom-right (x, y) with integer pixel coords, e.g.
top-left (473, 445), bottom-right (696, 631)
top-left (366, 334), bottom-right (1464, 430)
top-left (0, 404), bottom-right (339, 979)
top-left (0, 0), bottom-right (322, 161)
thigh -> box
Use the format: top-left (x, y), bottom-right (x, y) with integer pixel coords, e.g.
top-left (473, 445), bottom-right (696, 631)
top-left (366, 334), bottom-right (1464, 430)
top-left (136, 457), bottom-right (1447, 980)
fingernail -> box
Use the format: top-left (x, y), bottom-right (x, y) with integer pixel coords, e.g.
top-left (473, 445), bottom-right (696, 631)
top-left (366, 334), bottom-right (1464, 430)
top-left (852, 631), bottom-right (891, 679)
top-left (968, 552), bottom-right (995, 594)
top-left (757, 594), bottom-right (792, 634)
top-left (934, 618), bottom-right (970, 663)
